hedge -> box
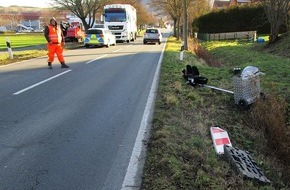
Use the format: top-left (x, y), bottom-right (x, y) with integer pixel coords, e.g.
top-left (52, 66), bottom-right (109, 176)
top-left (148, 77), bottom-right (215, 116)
top-left (192, 5), bottom-right (271, 34)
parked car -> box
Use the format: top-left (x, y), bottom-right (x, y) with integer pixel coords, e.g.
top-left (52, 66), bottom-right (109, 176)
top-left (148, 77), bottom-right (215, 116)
top-left (84, 28), bottom-right (116, 48)
top-left (143, 28), bottom-right (162, 45)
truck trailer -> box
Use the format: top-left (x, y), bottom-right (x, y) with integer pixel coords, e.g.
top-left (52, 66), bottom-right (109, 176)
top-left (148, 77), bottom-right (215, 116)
top-left (103, 4), bottom-right (137, 43)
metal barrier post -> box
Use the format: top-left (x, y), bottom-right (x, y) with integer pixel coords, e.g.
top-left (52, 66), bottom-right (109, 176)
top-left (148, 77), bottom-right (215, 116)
top-left (180, 41), bottom-right (184, 61)
top-left (6, 37), bottom-right (13, 59)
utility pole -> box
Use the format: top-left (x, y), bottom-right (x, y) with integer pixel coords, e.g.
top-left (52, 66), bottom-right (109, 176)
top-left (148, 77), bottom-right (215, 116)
top-left (183, 0), bottom-right (188, 50)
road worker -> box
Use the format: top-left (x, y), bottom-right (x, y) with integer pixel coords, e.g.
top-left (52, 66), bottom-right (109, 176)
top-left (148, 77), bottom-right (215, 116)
top-left (44, 17), bottom-right (69, 69)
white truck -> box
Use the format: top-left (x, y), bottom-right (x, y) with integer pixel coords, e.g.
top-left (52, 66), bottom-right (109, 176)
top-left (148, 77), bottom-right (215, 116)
top-left (103, 4), bottom-right (137, 43)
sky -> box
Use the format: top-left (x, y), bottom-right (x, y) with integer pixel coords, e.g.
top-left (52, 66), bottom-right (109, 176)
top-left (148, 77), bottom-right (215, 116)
top-left (0, 0), bottom-right (52, 8)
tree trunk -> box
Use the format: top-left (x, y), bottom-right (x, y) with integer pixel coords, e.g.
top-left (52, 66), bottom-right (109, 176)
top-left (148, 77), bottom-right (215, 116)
top-left (269, 22), bottom-right (280, 44)
top-left (173, 18), bottom-right (177, 37)
top-left (264, 0), bottom-right (290, 44)
top-left (183, 0), bottom-right (188, 50)
top-left (177, 17), bottom-right (180, 40)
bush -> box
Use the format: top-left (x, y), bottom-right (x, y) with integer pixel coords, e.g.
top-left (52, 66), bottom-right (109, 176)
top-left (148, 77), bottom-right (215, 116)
top-left (188, 38), bottom-right (222, 67)
top-left (0, 31), bottom-right (16, 34)
top-left (251, 93), bottom-right (290, 182)
top-left (193, 5), bottom-right (270, 34)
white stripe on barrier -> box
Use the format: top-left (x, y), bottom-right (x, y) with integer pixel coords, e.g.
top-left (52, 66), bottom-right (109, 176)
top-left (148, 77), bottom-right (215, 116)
top-left (210, 126), bottom-right (232, 155)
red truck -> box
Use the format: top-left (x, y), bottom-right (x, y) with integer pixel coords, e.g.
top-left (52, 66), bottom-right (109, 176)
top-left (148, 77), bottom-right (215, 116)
top-left (61, 21), bottom-right (85, 42)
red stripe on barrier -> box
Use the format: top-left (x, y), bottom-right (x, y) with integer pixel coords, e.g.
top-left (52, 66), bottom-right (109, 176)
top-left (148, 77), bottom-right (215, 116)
top-left (215, 138), bottom-right (230, 146)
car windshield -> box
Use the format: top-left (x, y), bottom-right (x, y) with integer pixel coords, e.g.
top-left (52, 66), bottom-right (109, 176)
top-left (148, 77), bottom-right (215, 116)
top-left (146, 29), bottom-right (158, 34)
top-left (86, 29), bottom-right (103, 34)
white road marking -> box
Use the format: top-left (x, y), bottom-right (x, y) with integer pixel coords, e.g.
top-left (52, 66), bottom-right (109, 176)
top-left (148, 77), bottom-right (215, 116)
top-left (13, 70), bottom-right (72, 95)
top-left (121, 42), bottom-right (167, 190)
top-left (113, 48), bottom-right (123, 53)
top-left (85, 54), bottom-right (108, 64)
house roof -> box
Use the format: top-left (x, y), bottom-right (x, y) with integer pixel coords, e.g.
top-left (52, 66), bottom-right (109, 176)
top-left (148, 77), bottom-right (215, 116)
top-left (21, 12), bottom-right (41, 20)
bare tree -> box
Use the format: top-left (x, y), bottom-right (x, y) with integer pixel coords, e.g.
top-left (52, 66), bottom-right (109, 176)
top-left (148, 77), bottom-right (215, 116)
top-left (150, 0), bottom-right (210, 40)
top-left (40, 9), bottom-right (67, 28)
top-left (134, 3), bottom-right (158, 30)
top-left (51, 0), bottom-right (106, 31)
top-left (150, 0), bottom-right (183, 39)
top-left (187, 0), bottom-right (211, 34)
top-left (183, 0), bottom-right (188, 49)
top-left (262, 0), bottom-right (290, 44)
top-left (0, 15), bottom-right (11, 29)
top-left (0, 7), bottom-right (25, 31)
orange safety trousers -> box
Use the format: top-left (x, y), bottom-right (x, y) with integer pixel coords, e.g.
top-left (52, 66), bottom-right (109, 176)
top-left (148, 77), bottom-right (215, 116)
top-left (47, 43), bottom-right (65, 63)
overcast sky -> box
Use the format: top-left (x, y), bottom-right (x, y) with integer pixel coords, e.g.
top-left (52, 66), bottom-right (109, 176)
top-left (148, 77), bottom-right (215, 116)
top-left (0, 0), bottom-right (52, 8)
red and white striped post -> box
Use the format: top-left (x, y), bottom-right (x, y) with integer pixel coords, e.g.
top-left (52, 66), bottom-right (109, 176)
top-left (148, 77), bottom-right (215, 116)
top-left (210, 126), bottom-right (232, 155)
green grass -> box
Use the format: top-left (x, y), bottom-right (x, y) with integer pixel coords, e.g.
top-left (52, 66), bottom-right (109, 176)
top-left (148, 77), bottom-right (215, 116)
top-left (202, 40), bottom-right (289, 96)
top-left (0, 50), bottom-right (47, 65)
top-left (141, 37), bottom-right (289, 190)
top-left (0, 33), bottom-right (46, 50)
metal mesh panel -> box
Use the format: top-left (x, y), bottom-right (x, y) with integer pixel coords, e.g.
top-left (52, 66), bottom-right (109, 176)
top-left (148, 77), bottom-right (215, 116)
top-left (233, 74), bottom-right (261, 105)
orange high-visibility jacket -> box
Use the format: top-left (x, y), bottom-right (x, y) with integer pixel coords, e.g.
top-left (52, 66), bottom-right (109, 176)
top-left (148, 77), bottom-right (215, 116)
top-left (46, 25), bottom-right (63, 44)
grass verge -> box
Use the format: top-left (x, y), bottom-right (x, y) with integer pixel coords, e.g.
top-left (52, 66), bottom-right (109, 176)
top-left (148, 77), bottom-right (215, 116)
top-left (0, 50), bottom-right (47, 65)
top-left (141, 37), bottom-right (289, 189)
top-left (0, 33), bottom-right (46, 50)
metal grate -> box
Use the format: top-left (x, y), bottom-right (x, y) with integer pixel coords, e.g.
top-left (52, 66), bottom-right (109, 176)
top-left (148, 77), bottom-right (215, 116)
top-left (232, 66), bottom-right (262, 107)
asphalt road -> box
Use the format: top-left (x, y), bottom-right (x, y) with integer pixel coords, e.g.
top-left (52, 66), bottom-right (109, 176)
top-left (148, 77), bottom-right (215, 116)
top-left (0, 30), bottom-right (169, 190)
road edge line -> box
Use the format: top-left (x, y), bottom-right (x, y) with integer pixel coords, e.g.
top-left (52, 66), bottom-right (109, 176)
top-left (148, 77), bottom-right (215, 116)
top-left (121, 39), bottom-right (167, 189)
